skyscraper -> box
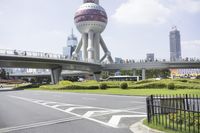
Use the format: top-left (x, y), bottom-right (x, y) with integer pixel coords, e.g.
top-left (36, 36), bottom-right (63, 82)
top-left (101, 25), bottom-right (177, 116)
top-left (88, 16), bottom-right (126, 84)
top-left (146, 53), bottom-right (154, 62)
top-left (169, 27), bottom-right (182, 61)
top-left (63, 29), bottom-right (80, 60)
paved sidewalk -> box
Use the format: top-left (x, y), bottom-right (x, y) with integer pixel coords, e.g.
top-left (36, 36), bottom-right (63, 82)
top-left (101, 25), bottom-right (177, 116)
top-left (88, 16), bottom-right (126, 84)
top-left (0, 87), bottom-right (14, 91)
top-left (130, 119), bottom-right (164, 133)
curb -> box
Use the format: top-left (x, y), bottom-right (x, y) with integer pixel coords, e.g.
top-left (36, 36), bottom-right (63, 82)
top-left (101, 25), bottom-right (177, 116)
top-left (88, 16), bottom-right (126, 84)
top-left (130, 119), bottom-right (164, 133)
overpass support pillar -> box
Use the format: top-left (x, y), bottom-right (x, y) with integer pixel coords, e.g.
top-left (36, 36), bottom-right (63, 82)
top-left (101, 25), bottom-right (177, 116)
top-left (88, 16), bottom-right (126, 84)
top-left (51, 67), bottom-right (62, 84)
top-left (93, 71), bottom-right (101, 81)
top-left (142, 68), bottom-right (146, 80)
top-left (132, 69), bottom-right (136, 76)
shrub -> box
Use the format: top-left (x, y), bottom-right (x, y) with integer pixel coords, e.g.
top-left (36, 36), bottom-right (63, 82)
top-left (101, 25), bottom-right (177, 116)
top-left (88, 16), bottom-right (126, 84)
top-left (99, 83), bottom-right (107, 89)
top-left (130, 82), bottom-right (167, 89)
top-left (135, 79), bottom-right (154, 84)
top-left (120, 82), bottom-right (128, 89)
top-left (39, 84), bottom-right (99, 90)
top-left (59, 80), bottom-right (72, 86)
top-left (168, 83), bottom-right (175, 90)
top-left (13, 83), bottom-right (40, 90)
top-left (176, 79), bottom-right (188, 83)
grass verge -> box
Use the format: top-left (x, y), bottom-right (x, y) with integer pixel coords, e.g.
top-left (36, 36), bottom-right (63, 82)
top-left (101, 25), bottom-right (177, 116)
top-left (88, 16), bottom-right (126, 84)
top-left (143, 119), bottom-right (181, 133)
top-left (30, 88), bottom-right (200, 96)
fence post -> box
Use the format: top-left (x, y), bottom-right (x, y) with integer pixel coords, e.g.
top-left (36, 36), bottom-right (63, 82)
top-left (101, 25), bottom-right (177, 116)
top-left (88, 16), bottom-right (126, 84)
top-left (146, 96), bottom-right (151, 123)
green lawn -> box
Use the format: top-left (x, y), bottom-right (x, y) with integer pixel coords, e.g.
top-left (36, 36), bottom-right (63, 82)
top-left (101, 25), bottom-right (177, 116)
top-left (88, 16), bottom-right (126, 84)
top-left (21, 79), bottom-right (200, 96)
top-left (30, 88), bottom-right (200, 96)
top-left (143, 119), bottom-right (184, 133)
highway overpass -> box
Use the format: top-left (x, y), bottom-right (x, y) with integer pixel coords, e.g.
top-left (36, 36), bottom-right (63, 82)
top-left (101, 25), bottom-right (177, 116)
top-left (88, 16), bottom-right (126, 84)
top-left (103, 61), bottom-right (200, 80)
top-left (0, 54), bottom-right (102, 84)
top-left (103, 61), bottom-right (200, 70)
top-left (1, 49), bottom-right (200, 83)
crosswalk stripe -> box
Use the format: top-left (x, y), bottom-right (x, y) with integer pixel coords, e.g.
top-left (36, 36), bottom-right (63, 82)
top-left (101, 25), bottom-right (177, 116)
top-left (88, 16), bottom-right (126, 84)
top-left (51, 104), bottom-right (75, 108)
top-left (9, 95), bottom-right (146, 128)
top-left (108, 115), bottom-right (147, 127)
top-left (40, 102), bottom-right (57, 105)
top-left (83, 110), bottom-right (110, 117)
top-left (65, 107), bottom-right (94, 112)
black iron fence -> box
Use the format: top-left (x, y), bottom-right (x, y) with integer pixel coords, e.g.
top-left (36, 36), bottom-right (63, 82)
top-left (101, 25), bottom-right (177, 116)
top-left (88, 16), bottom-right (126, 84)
top-left (146, 94), bottom-right (200, 133)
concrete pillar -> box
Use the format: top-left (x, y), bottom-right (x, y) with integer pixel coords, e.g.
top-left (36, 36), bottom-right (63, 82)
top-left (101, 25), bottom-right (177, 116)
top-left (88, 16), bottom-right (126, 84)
top-left (142, 68), bottom-right (146, 80)
top-left (82, 33), bottom-right (88, 62)
top-left (93, 71), bottom-right (101, 81)
top-left (51, 67), bottom-right (62, 84)
top-left (132, 69), bottom-right (136, 76)
top-left (87, 30), bottom-right (94, 62)
top-left (94, 33), bottom-right (100, 62)
top-left (100, 36), bottom-right (113, 63)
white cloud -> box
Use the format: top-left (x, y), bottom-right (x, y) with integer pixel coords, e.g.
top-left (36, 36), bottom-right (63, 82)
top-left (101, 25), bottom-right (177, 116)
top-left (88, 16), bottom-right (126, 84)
top-left (112, 0), bottom-right (171, 25)
top-left (0, 11), bottom-right (3, 15)
top-left (175, 0), bottom-right (200, 13)
top-left (112, 0), bottom-right (200, 25)
top-left (182, 40), bottom-right (200, 57)
top-left (182, 40), bottom-right (200, 47)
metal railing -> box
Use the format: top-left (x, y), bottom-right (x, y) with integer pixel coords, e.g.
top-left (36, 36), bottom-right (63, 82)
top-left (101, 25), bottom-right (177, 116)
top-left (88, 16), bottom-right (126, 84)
top-left (0, 49), bottom-right (71, 60)
top-left (146, 94), bottom-right (200, 133)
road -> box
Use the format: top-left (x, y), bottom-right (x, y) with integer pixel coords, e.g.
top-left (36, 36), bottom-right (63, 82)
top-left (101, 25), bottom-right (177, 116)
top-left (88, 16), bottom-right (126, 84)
top-left (0, 89), bottom-right (147, 133)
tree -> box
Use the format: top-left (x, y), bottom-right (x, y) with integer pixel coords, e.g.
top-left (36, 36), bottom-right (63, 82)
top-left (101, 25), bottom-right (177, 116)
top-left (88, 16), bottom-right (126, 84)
top-left (0, 69), bottom-right (7, 79)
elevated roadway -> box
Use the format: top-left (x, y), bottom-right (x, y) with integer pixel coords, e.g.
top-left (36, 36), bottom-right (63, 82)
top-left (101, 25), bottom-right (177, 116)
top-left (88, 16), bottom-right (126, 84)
top-left (103, 61), bottom-right (200, 70)
top-left (1, 49), bottom-right (200, 82)
top-left (0, 54), bottom-right (102, 84)
top-left (103, 61), bottom-right (200, 80)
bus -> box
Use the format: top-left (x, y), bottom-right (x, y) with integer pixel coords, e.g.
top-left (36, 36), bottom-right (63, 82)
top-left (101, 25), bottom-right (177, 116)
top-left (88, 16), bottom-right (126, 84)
top-left (104, 75), bottom-right (142, 81)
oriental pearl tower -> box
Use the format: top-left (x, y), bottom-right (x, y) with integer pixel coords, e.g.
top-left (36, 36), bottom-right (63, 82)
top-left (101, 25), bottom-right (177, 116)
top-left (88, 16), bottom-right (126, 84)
top-left (72, 0), bottom-right (113, 63)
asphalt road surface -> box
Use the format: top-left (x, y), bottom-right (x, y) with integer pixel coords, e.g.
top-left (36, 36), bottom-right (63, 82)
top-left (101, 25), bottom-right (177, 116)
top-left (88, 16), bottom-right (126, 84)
top-left (0, 89), bottom-right (147, 133)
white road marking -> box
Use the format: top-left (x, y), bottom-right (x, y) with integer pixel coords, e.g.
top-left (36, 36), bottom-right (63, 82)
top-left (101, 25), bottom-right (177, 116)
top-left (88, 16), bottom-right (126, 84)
top-left (9, 95), bottom-right (118, 128)
top-left (83, 110), bottom-right (110, 117)
top-left (108, 115), bottom-right (147, 127)
top-left (40, 102), bottom-right (57, 105)
top-left (9, 95), bottom-right (146, 128)
top-left (65, 106), bottom-right (94, 112)
top-left (51, 104), bottom-right (75, 108)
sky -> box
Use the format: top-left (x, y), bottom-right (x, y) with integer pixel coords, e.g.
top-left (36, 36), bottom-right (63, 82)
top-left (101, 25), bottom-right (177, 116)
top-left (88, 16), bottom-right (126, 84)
top-left (0, 0), bottom-right (200, 60)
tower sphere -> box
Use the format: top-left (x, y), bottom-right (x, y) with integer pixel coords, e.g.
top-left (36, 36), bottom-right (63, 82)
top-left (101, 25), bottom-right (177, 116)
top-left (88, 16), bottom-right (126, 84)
top-left (74, 2), bottom-right (107, 33)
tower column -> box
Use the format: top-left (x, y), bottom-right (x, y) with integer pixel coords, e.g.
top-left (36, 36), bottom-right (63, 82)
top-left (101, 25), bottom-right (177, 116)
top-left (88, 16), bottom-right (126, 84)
top-left (94, 33), bottom-right (100, 62)
top-left (82, 33), bottom-right (88, 62)
top-left (87, 30), bottom-right (95, 62)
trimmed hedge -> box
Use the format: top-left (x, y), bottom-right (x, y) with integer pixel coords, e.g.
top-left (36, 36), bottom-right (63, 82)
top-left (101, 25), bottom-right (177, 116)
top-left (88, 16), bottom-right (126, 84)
top-left (34, 79), bottom-right (200, 90)
top-left (120, 82), bottom-right (128, 89)
top-left (13, 84), bottom-right (41, 90)
top-left (39, 84), bottom-right (99, 90)
top-left (130, 82), bottom-right (167, 89)
top-left (168, 83), bottom-right (175, 90)
top-left (59, 80), bottom-right (73, 86)
top-left (99, 83), bottom-right (107, 89)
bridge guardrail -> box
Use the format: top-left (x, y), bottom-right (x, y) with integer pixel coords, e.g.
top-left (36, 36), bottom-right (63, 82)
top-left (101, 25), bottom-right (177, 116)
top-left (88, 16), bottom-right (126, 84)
top-left (0, 49), bottom-right (74, 61)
